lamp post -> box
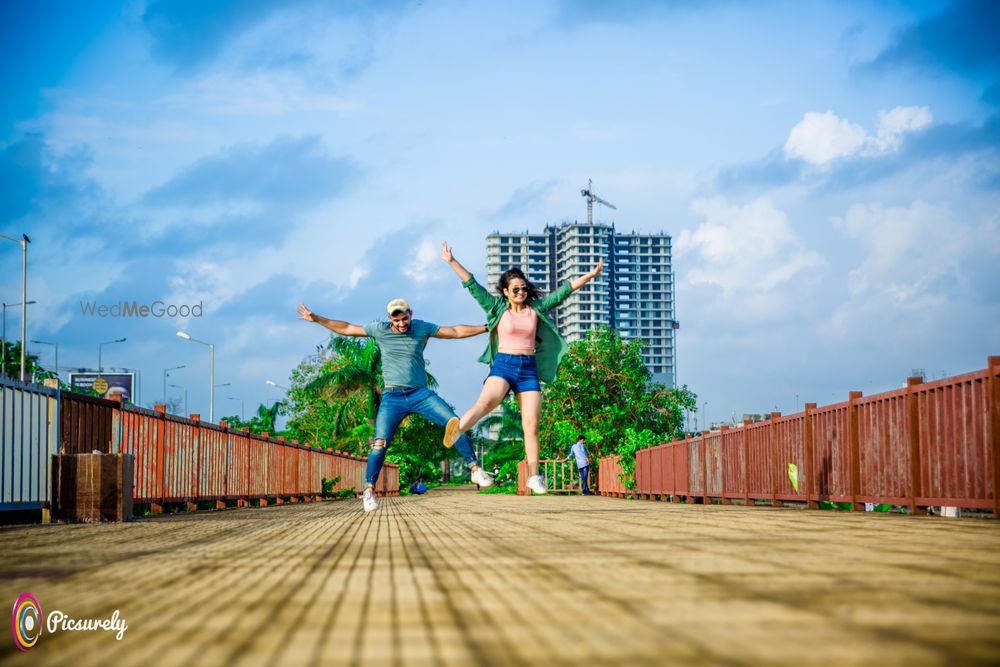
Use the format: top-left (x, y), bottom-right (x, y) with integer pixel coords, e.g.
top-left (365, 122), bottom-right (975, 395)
top-left (98, 337), bottom-right (126, 372)
top-left (702, 401), bottom-right (708, 431)
top-left (163, 365), bottom-right (185, 409)
top-left (227, 396), bottom-right (244, 421)
top-left (2, 300), bottom-right (36, 378)
top-left (168, 383), bottom-right (188, 416)
top-left (266, 379), bottom-right (289, 390)
top-left (30, 339), bottom-right (57, 382)
top-left (0, 232), bottom-right (30, 381)
top-left (177, 331), bottom-right (215, 422)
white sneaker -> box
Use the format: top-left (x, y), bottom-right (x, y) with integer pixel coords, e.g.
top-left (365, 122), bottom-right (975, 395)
top-left (526, 475), bottom-right (548, 495)
top-left (471, 467), bottom-right (494, 489)
top-left (362, 488), bottom-right (380, 512)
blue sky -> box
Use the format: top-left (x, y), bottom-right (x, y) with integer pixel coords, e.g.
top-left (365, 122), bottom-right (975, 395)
top-left (1, 0), bottom-right (997, 428)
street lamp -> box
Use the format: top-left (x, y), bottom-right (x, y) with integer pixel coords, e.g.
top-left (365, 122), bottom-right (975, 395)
top-left (0, 232), bottom-right (30, 381)
top-left (227, 396), bottom-right (244, 421)
top-left (30, 339), bottom-right (57, 382)
top-left (163, 365), bottom-right (185, 408)
top-left (266, 379), bottom-right (289, 390)
top-left (2, 300), bottom-right (35, 379)
top-left (702, 401), bottom-right (708, 431)
top-left (168, 383), bottom-right (188, 416)
top-left (98, 337), bottom-right (126, 372)
top-left (177, 331), bottom-right (215, 422)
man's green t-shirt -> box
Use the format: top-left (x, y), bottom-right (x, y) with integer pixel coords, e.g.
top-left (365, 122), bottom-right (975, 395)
top-left (363, 319), bottom-right (440, 388)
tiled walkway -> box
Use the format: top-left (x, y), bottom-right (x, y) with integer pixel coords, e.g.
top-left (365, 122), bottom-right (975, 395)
top-left (2, 488), bottom-right (999, 666)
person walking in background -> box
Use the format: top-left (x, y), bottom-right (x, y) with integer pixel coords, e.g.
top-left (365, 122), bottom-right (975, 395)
top-left (298, 298), bottom-right (493, 512)
top-left (566, 435), bottom-right (592, 495)
top-left (440, 241), bottom-right (603, 495)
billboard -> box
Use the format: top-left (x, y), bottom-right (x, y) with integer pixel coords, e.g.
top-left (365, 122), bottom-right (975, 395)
top-left (69, 372), bottom-right (135, 403)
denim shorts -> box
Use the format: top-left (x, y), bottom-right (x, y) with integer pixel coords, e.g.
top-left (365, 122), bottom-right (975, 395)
top-left (487, 353), bottom-right (541, 393)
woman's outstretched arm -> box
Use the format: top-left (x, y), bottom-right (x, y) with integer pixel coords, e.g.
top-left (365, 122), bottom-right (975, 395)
top-left (441, 241), bottom-right (473, 282)
top-left (570, 257), bottom-right (605, 292)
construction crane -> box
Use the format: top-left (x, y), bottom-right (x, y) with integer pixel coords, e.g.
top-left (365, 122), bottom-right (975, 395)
top-left (580, 178), bottom-right (617, 225)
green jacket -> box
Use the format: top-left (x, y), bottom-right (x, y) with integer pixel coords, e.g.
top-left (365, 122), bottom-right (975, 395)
top-left (462, 275), bottom-right (574, 384)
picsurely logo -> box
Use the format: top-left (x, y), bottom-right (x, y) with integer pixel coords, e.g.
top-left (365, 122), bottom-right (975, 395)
top-left (10, 593), bottom-right (129, 651)
top-left (80, 300), bottom-right (203, 318)
top-left (11, 593), bottom-right (41, 652)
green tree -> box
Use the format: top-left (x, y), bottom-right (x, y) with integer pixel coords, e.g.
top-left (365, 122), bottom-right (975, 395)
top-left (307, 336), bottom-right (384, 426)
top-left (222, 401), bottom-right (285, 436)
top-left (385, 415), bottom-right (461, 490)
top-left (539, 327), bottom-right (697, 484)
top-left (477, 397), bottom-right (524, 485)
top-left (284, 334), bottom-right (442, 460)
top-left (1, 341), bottom-right (39, 381)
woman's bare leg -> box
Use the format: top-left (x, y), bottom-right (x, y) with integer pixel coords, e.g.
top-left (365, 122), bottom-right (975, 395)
top-left (453, 376), bottom-right (510, 437)
top-left (517, 390), bottom-right (542, 478)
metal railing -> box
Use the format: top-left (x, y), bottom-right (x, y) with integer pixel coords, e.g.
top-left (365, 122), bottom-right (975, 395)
top-left (608, 356), bottom-right (1000, 516)
top-left (516, 459), bottom-right (595, 495)
top-left (1, 377), bottom-right (59, 510)
top-left (1, 381), bottom-right (397, 515)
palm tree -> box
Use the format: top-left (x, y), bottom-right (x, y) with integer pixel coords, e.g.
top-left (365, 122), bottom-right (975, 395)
top-left (307, 336), bottom-right (383, 426)
top-left (307, 334), bottom-right (439, 427)
top-left (479, 397), bottom-right (523, 445)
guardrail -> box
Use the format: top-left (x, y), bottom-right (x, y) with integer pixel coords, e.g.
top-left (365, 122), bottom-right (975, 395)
top-left (604, 356), bottom-right (999, 517)
top-left (2, 382), bottom-right (397, 515)
top-left (0, 377), bottom-right (59, 510)
top-left (107, 401), bottom-right (397, 512)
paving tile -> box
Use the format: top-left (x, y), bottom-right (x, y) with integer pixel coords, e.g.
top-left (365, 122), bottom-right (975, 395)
top-left (1, 489), bottom-right (999, 666)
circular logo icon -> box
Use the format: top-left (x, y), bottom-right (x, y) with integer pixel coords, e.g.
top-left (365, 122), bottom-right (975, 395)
top-left (11, 593), bottom-right (42, 652)
top-left (92, 378), bottom-right (109, 395)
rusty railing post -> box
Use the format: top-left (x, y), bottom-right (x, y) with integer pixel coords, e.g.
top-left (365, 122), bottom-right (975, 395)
top-left (804, 403), bottom-right (818, 509)
top-left (848, 391), bottom-right (863, 511)
top-left (906, 376), bottom-right (927, 516)
top-left (742, 419), bottom-right (751, 506)
top-left (989, 356), bottom-right (1000, 520)
top-left (188, 413), bottom-right (200, 512)
top-left (152, 404), bottom-right (166, 514)
top-left (701, 431), bottom-right (709, 505)
top-left (720, 425), bottom-right (731, 504)
top-left (770, 412), bottom-right (783, 507)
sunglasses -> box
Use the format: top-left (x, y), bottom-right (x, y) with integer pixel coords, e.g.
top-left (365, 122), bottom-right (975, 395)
top-left (508, 286), bottom-right (530, 295)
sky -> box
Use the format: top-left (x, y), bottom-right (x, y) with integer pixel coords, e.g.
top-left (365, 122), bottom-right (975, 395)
top-left (1, 0), bottom-right (998, 430)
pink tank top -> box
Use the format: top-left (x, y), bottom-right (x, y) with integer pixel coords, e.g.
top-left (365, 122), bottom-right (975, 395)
top-left (497, 307), bottom-right (538, 352)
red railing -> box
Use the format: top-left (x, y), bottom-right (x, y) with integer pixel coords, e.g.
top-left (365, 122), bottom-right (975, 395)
top-left (86, 400), bottom-right (398, 512)
top-left (603, 357), bottom-right (1000, 516)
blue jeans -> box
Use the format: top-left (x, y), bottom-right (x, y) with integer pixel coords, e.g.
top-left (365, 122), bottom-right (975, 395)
top-left (579, 465), bottom-right (591, 494)
top-left (365, 386), bottom-right (479, 486)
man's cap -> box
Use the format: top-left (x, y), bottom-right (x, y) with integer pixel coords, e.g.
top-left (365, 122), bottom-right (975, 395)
top-left (386, 298), bottom-right (410, 315)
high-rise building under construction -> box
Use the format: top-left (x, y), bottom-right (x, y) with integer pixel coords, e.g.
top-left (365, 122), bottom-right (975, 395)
top-left (485, 222), bottom-right (677, 387)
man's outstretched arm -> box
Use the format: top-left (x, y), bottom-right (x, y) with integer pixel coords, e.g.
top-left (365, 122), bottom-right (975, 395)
top-left (434, 324), bottom-right (488, 339)
top-left (297, 304), bottom-right (367, 337)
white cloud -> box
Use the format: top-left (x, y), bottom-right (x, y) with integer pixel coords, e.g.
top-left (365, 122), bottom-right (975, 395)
top-left (402, 238), bottom-right (442, 286)
top-left (832, 200), bottom-right (985, 303)
top-left (675, 197), bottom-right (824, 315)
top-left (783, 110), bottom-right (868, 165)
top-left (783, 106), bottom-right (931, 165)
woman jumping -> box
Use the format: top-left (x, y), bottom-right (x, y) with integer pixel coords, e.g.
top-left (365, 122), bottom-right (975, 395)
top-left (440, 241), bottom-right (603, 494)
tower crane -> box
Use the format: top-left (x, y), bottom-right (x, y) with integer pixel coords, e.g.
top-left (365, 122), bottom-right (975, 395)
top-left (580, 178), bottom-right (617, 225)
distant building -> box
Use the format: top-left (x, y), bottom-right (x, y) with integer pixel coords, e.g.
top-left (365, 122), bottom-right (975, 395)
top-left (486, 221), bottom-right (677, 387)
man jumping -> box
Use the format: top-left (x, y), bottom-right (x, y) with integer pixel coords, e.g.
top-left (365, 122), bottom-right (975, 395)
top-left (298, 299), bottom-right (493, 512)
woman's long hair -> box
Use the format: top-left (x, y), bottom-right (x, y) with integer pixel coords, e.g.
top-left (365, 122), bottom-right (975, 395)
top-left (497, 268), bottom-right (543, 302)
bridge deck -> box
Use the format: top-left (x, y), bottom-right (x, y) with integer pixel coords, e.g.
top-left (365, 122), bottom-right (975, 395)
top-left (2, 488), bottom-right (999, 666)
